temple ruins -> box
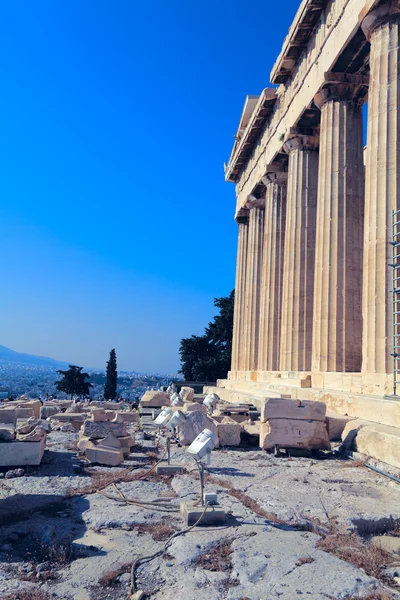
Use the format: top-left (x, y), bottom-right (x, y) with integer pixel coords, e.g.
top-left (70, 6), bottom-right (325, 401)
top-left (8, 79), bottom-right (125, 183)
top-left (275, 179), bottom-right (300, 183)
top-left (212, 0), bottom-right (400, 466)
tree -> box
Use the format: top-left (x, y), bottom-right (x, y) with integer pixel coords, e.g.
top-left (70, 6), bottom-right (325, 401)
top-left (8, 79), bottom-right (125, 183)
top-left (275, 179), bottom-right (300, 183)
top-left (104, 348), bottom-right (118, 400)
top-left (55, 365), bottom-right (93, 399)
top-left (179, 290), bottom-right (234, 382)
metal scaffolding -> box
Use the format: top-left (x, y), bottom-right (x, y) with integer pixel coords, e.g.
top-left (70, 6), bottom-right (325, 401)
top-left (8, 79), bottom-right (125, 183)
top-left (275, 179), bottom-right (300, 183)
top-left (389, 209), bottom-right (400, 396)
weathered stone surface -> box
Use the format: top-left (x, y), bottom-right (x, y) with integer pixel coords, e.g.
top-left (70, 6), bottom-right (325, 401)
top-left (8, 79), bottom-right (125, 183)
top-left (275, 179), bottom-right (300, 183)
top-left (60, 423), bottom-right (75, 433)
top-left (179, 387), bottom-right (195, 403)
top-left (0, 409), bottom-right (18, 425)
top-left (140, 391), bottom-right (171, 408)
top-left (40, 405), bottom-right (60, 419)
top-left (82, 420), bottom-right (127, 439)
top-left (261, 398), bottom-right (326, 423)
top-left (353, 423), bottom-right (400, 470)
top-left (213, 417), bottom-right (242, 447)
top-left (177, 411), bottom-right (219, 447)
top-left (0, 437), bottom-right (46, 466)
top-left (91, 409), bottom-right (107, 422)
top-left (260, 419), bottom-right (330, 450)
top-left (16, 426), bottom-right (46, 442)
top-left (114, 411), bottom-right (139, 423)
top-left (50, 413), bottom-right (85, 423)
top-left (85, 441), bottom-right (124, 466)
top-left (181, 402), bottom-right (206, 414)
top-left (13, 400), bottom-right (41, 419)
top-left (371, 535), bottom-right (400, 555)
top-left (0, 425), bottom-right (15, 441)
top-left (326, 413), bottom-right (355, 442)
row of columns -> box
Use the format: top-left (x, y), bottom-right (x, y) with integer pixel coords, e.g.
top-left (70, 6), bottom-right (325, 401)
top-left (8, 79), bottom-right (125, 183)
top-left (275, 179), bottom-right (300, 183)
top-left (231, 2), bottom-right (400, 377)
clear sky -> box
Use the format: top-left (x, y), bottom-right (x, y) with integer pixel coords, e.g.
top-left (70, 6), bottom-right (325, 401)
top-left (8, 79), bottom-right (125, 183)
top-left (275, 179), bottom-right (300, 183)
top-left (0, 0), bottom-right (301, 373)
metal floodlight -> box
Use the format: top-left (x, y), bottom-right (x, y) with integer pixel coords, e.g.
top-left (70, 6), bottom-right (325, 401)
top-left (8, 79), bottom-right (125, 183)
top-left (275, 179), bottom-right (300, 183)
top-left (186, 428), bottom-right (217, 463)
top-left (186, 428), bottom-right (218, 506)
top-left (153, 408), bottom-right (173, 427)
top-left (165, 410), bottom-right (186, 431)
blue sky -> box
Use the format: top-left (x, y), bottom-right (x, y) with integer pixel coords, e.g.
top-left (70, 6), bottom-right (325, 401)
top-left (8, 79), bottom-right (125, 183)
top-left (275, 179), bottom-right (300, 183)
top-left (0, 0), bottom-right (301, 372)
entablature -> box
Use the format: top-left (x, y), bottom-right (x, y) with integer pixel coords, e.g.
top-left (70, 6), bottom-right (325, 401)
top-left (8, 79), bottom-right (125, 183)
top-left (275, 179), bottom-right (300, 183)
top-left (224, 88), bottom-right (277, 184)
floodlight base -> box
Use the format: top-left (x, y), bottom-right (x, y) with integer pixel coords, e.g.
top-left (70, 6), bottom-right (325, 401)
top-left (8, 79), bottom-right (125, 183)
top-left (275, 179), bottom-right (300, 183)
top-left (156, 463), bottom-right (184, 475)
top-left (180, 501), bottom-right (227, 527)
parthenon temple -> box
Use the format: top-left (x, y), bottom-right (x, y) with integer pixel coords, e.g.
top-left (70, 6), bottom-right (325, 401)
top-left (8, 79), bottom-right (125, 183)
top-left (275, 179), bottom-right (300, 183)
top-left (212, 0), bottom-right (400, 458)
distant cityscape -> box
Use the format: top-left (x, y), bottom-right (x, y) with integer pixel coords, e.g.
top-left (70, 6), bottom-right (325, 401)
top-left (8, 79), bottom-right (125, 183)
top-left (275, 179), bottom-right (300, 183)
top-left (0, 345), bottom-right (177, 399)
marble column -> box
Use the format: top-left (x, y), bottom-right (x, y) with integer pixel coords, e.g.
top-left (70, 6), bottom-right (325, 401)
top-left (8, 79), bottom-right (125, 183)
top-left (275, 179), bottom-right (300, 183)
top-left (361, 3), bottom-right (400, 375)
top-left (312, 87), bottom-right (364, 373)
top-left (280, 134), bottom-right (319, 372)
top-left (258, 172), bottom-right (287, 371)
top-left (231, 215), bottom-right (249, 373)
top-left (243, 199), bottom-right (265, 372)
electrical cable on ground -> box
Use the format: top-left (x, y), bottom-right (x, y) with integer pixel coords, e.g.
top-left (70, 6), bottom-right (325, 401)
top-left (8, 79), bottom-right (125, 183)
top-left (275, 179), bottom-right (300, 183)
top-left (127, 502), bottom-right (210, 599)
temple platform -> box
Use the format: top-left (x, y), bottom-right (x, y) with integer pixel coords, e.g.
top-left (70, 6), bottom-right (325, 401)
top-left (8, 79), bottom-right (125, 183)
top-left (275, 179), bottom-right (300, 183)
top-left (205, 376), bottom-right (400, 469)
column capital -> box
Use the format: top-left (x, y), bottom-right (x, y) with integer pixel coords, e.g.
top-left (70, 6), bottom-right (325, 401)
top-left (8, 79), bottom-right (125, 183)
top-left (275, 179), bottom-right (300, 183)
top-left (245, 194), bottom-right (265, 210)
top-left (262, 172), bottom-right (288, 186)
top-left (235, 206), bottom-right (249, 224)
top-left (283, 130), bottom-right (319, 154)
top-left (361, 0), bottom-right (400, 40)
top-left (314, 72), bottom-right (369, 109)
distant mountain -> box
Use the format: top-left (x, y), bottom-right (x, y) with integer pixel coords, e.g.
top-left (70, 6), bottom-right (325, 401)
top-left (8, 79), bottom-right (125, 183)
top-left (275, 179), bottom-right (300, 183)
top-left (0, 345), bottom-right (69, 368)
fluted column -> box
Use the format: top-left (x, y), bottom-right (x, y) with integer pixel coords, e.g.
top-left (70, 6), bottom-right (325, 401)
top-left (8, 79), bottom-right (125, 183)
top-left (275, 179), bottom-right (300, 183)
top-left (243, 199), bottom-right (265, 371)
top-left (361, 3), bottom-right (400, 375)
top-left (231, 216), bottom-right (249, 372)
top-left (312, 87), bottom-right (364, 373)
top-left (259, 171), bottom-right (287, 371)
top-left (280, 134), bottom-right (319, 372)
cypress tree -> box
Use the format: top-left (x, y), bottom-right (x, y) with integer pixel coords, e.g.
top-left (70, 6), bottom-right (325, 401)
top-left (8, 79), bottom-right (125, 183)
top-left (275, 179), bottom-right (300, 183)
top-left (104, 349), bottom-right (118, 400)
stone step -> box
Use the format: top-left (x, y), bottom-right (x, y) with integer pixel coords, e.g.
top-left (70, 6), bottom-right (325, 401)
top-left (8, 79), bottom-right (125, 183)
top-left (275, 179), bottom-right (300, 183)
top-left (341, 419), bottom-right (400, 470)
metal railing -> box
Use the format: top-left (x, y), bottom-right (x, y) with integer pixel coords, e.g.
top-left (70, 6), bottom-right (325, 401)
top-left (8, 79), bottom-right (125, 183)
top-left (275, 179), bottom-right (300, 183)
top-left (389, 209), bottom-right (400, 396)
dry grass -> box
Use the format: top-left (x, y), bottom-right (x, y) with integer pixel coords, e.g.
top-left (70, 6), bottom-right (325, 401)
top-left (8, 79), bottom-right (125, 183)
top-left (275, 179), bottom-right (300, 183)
top-left (295, 555), bottom-right (315, 566)
top-left (66, 468), bottom-right (140, 495)
top-left (3, 590), bottom-right (52, 600)
top-left (316, 532), bottom-right (393, 579)
top-left (136, 521), bottom-right (178, 541)
top-left (207, 476), bottom-right (283, 524)
top-left (340, 459), bottom-right (367, 469)
top-left (98, 562), bottom-right (131, 586)
top-left (196, 539), bottom-right (233, 572)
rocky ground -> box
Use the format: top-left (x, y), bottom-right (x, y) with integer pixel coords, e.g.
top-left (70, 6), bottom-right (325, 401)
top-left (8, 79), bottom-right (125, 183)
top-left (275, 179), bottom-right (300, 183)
top-left (1, 428), bottom-right (400, 600)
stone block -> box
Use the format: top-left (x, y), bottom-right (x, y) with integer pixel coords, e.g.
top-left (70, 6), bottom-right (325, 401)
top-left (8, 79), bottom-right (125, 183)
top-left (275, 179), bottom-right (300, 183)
top-left (0, 409), bottom-right (17, 425)
top-left (82, 420), bottom-right (127, 439)
top-left (325, 413), bottom-right (355, 441)
top-left (13, 400), bottom-right (41, 419)
top-left (40, 405), bottom-right (60, 419)
top-left (78, 435), bottom-right (91, 453)
top-left (353, 423), bottom-right (400, 470)
top-left (105, 410), bottom-right (116, 420)
top-left (259, 419), bottom-right (330, 450)
top-left (91, 409), bottom-right (107, 422)
top-left (17, 426), bottom-right (46, 442)
top-left (182, 402), bottom-right (206, 414)
top-left (261, 398), bottom-right (326, 423)
top-left (180, 387), bottom-right (195, 402)
top-left (50, 413), bottom-right (85, 423)
top-left (214, 417), bottom-right (242, 447)
top-left (85, 441), bottom-right (124, 466)
top-left (177, 410), bottom-right (219, 446)
top-left (0, 425), bottom-right (15, 441)
top-left (180, 501), bottom-right (226, 526)
top-left (0, 438), bottom-right (46, 466)
top-left (114, 411), bottom-right (139, 423)
top-left (140, 391), bottom-right (171, 408)
top-left (341, 419), bottom-right (370, 450)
